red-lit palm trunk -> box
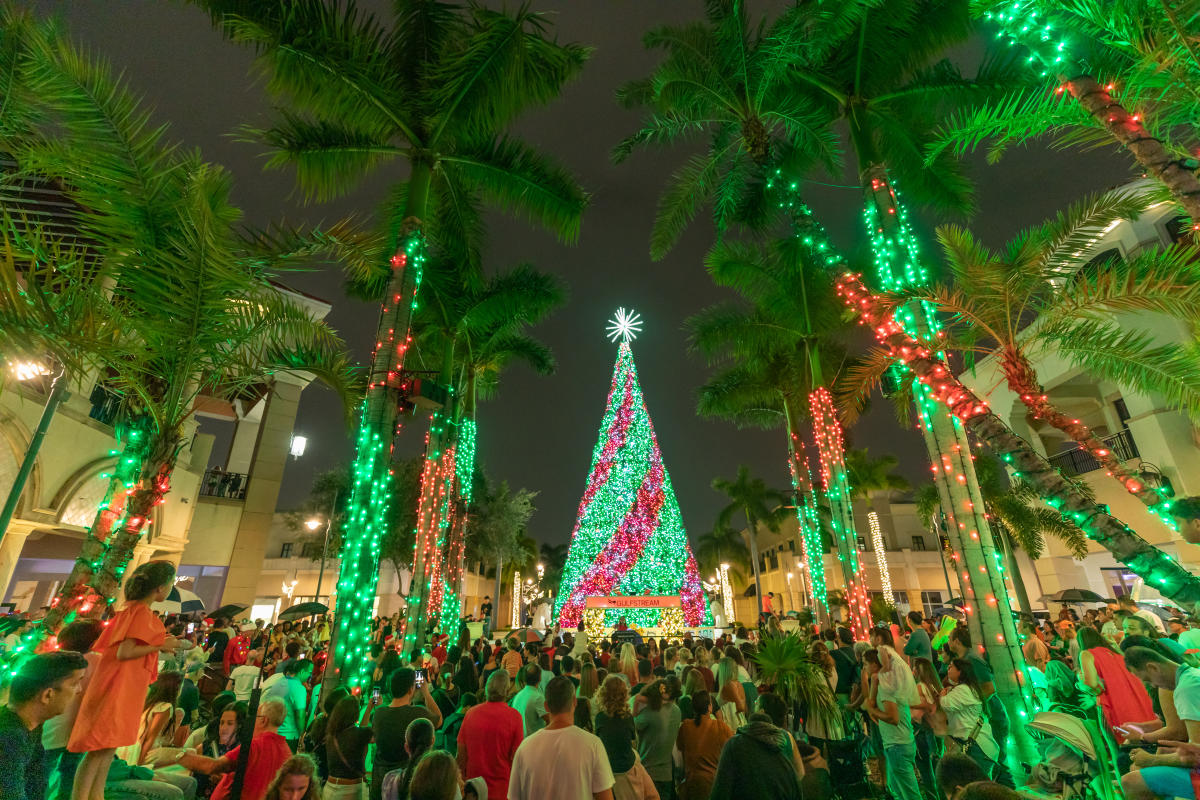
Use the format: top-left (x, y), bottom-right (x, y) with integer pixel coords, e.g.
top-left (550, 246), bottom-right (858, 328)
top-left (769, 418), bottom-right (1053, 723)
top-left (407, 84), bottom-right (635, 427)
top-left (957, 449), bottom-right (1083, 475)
top-left (837, 273), bottom-right (1200, 610)
top-left (1000, 348), bottom-right (1171, 511)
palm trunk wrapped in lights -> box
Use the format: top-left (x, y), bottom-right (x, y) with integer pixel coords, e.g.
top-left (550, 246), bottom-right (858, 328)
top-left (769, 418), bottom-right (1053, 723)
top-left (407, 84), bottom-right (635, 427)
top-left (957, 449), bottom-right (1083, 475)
top-left (810, 388), bottom-right (872, 638)
top-left (999, 349), bottom-right (1176, 526)
top-left (783, 398), bottom-right (828, 613)
top-left (437, 415), bottom-right (477, 645)
top-left (837, 272), bottom-right (1200, 609)
top-left (857, 166), bottom-right (1036, 757)
top-left (331, 221), bottom-right (429, 694)
top-left (980, 2), bottom-right (1200, 223)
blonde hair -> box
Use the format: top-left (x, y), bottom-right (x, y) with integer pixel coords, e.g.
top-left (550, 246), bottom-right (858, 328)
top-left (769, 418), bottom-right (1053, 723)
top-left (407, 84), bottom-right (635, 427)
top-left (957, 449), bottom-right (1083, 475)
top-left (408, 751), bottom-right (461, 800)
top-left (714, 657), bottom-right (739, 691)
top-left (593, 673), bottom-right (632, 718)
top-left (695, 646), bottom-right (712, 668)
top-left (618, 643), bottom-right (638, 684)
top-left (579, 662), bottom-right (600, 698)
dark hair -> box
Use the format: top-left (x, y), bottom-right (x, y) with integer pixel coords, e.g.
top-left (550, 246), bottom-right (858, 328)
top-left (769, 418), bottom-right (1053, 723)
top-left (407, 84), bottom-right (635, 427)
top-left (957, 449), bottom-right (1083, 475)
top-left (284, 658), bottom-right (312, 678)
top-left (689, 690), bottom-right (711, 725)
top-left (285, 641), bottom-right (302, 659)
top-left (662, 673), bottom-right (681, 701)
top-left (395, 717), bottom-right (436, 800)
top-left (562, 655), bottom-right (576, 674)
top-left (125, 560), bottom-right (176, 601)
top-left (937, 754), bottom-right (989, 799)
top-left (637, 658), bottom-right (653, 678)
top-left (1077, 626), bottom-right (1116, 653)
top-left (950, 626), bottom-right (971, 649)
top-left (907, 611), bottom-right (924, 626)
top-left (1171, 496), bottom-right (1200, 521)
top-left (1119, 634), bottom-right (1179, 661)
top-left (409, 750), bottom-right (460, 800)
top-left (207, 701), bottom-right (248, 749)
top-left (146, 670), bottom-right (184, 740)
top-left (58, 619), bottom-right (103, 653)
top-left (545, 676), bottom-right (575, 714)
top-left (871, 626), bottom-right (895, 648)
top-left (639, 679), bottom-right (665, 711)
top-left (522, 662), bottom-right (541, 687)
top-left (9, 651), bottom-right (87, 704)
top-left (264, 754), bottom-right (320, 800)
top-left (950, 658), bottom-right (984, 700)
top-left (390, 667), bottom-right (417, 698)
top-left (1125, 645), bottom-right (1177, 671)
top-left (837, 627), bottom-right (853, 646)
top-left (326, 694), bottom-right (361, 751)
top-left (959, 782), bottom-right (1021, 800)
top-left (756, 692), bottom-right (788, 728)
top-left (323, 687), bottom-right (351, 715)
top-left (458, 692), bottom-right (478, 711)
top-left (573, 696), bottom-right (593, 732)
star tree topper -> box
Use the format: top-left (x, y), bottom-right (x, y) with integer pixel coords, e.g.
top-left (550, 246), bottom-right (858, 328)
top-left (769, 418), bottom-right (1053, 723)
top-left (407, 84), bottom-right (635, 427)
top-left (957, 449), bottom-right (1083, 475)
top-left (606, 307), bottom-right (643, 343)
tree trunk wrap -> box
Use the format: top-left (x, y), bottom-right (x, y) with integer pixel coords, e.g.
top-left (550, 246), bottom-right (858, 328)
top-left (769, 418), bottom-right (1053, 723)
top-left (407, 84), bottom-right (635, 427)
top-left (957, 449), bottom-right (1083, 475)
top-left (837, 272), bottom-right (1200, 611)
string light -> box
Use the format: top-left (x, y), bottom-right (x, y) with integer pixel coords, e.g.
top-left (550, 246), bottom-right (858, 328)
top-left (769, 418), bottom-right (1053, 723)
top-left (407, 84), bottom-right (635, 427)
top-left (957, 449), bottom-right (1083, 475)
top-left (554, 322), bottom-right (711, 630)
top-left (511, 570), bottom-right (521, 628)
top-left (868, 512), bottom-right (894, 605)
top-left (718, 564), bottom-right (735, 622)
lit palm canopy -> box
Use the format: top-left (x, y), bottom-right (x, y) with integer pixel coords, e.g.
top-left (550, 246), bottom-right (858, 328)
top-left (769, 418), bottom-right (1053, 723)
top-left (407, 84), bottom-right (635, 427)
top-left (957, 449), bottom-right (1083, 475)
top-left (613, 0), bottom-right (840, 259)
top-left (193, 0), bottom-right (590, 270)
top-left (849, 190), bottom-right (1200, 424)
top-left (687, 236), bottom-right (854, 429)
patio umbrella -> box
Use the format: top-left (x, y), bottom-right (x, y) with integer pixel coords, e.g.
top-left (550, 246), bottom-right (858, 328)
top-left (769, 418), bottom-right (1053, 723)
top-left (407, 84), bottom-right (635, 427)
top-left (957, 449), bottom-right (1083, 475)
top-left (1042, 589), bottom-right (1108, 604)
top-left (211, 603), bottom-right (249, 621)
top-left (151, 586), bottom-right (205, 616)
top-left (277, 601), bottom-right (329, 622)
top-left (931, 606), bottom-right (964, 619)
top-left (1136, 603), bottom-right (1177, 622)
top-left (507, 627), bottom-right (543, 644)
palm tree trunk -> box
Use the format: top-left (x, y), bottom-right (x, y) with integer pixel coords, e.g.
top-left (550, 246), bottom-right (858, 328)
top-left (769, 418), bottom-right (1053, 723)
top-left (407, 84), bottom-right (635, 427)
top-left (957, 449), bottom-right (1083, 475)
top-left (1001, 349), bottom-right (1178, 520)
top-left (837, 272), bottom-right (1200, 611)
top-left (1062, 75), bottom-right (1200, 221)
top-left (857, 160), bottom-right (1035, 760)
top-left (997, 526), bottom-right (1034, 620)
top-left (329, 161), bottom-right (433, 693)
top-left (41, 425), bottom-right (151, 633)
top-left (493, 557), bottom-right (504, 630)
top-left (783, 397), bottom-right (828, 615)
top-left (746, 511), bottom-right (764, 618)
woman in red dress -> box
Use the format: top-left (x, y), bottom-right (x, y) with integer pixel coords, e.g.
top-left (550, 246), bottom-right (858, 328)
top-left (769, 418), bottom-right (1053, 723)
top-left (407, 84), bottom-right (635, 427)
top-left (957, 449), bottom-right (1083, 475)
top-left (69, 560), bottom-right (180, 800)
top-left (1079, 626), bottom-right (1157, 741)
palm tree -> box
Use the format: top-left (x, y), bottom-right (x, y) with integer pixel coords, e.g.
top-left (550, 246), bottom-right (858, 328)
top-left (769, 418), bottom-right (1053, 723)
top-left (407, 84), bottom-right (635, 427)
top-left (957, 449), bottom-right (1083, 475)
top-left (940, 0), bottom-right (1200, 222)
top-left (197, 0), bottom-right (588, 685)
top-left (845, 449), bottom-right (911, 500)
top-left (693, 524), bottom-right (752, 585)
top-left (465, 476), bottom-right (537, 629)
top-left (712, 465), bottom-right (788, 617)
top-left (836, 271), bottom-right (1200, 611)
top-left (866, 190), bottom-right (1200, 525)
top-left (0, 9), bottom-right (358, 631)
top-left (686, 235), bottom-right (859, 621)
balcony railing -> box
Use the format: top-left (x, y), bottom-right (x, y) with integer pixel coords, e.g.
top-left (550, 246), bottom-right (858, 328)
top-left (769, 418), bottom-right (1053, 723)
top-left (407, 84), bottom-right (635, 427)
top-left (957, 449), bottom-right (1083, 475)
top-left (200, 469), bottom-right (249, 500)
top-left (1047, 428), bottom-right (1139, 477)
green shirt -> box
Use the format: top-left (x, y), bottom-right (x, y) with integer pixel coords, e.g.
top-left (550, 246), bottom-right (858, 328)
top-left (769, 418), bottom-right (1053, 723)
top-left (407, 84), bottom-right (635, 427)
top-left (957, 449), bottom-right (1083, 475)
top-left (875, 684), bottom-right (914, 747)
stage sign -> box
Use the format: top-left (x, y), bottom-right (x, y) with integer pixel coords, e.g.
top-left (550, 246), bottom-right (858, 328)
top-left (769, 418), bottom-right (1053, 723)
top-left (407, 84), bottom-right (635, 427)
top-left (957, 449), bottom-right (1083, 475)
top-left (585, 595), bottom-right (681, 609)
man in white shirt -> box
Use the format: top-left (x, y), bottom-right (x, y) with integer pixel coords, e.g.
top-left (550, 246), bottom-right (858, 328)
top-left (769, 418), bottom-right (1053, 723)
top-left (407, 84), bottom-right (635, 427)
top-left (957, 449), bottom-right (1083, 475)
top-left (227, 649), bottom-right (262, 701)
top-left (509, 676), bottom-right (614, 800)
top-left (509, 663), bottom-right (547, 737)
top-left (1120, 595), bottom-right (1168, 635)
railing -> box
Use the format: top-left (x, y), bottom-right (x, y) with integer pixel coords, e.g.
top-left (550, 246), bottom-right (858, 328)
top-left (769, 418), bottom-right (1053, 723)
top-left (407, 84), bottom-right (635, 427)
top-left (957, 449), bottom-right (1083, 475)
top-left (200, 469), bottom-right (249, 499)
top-left (1047, 428), bottom-right (1139, 477)
top-left (88, 383), bottom-right (123, 427)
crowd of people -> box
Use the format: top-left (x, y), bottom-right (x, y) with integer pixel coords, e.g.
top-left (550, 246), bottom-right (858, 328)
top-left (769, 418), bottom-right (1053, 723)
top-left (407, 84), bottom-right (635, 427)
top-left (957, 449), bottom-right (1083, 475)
top-left (3, 559), bottom-right (1194, 800)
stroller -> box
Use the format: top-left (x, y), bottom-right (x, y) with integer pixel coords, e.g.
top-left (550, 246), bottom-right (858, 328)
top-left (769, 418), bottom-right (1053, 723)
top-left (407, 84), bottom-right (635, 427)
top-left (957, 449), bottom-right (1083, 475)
top-left (1023, 709), bottom-right (1121, 800)
top-left (826, 733), bottom-right (878, 800)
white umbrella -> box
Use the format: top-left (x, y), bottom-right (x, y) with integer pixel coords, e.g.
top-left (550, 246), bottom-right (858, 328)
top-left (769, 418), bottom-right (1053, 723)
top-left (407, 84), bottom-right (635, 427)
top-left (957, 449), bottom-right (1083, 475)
top-left (152, 585), bottom-right (205, 616)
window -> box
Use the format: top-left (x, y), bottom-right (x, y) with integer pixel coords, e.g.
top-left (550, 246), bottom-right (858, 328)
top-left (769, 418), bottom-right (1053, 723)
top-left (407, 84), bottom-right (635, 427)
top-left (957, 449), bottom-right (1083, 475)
top-left (911, 536), bottom-right (926, 551)
top-left (280, 542), bottom-right (293, 558)
top-left (920, 590), bottom-right (943, 619)
top-left (768, 550), bottom-right (779, 570)
top-left (856, 536), bottom-right (867, 550)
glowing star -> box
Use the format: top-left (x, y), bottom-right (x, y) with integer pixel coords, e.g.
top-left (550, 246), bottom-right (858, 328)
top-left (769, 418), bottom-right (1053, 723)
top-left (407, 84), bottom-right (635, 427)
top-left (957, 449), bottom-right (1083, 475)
top-left (606, 308), bottom-right (643, 343)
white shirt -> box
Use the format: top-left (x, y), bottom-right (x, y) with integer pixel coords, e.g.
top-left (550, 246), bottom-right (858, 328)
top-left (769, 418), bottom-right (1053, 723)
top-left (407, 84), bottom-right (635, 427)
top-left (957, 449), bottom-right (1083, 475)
top-left (940, 684), bottom-right (999, 760)
top-left (509, 724), bottom-right (615, 800)
top-left (1174, 665), bottom-right (1200, 722)
top-left (1137, 609), bottom-right (1168, 634)
top-left (229, 664), bottom-right (260, 701)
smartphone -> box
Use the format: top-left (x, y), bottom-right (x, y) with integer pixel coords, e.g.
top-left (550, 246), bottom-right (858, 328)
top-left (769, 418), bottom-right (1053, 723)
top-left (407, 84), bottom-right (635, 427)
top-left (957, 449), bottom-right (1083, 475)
top-left (414, 668), bottom-right (426, 688)
top-left (371, 686), bottom-right (382, 703)
top-left (186, 623), bottom-right (195, 634)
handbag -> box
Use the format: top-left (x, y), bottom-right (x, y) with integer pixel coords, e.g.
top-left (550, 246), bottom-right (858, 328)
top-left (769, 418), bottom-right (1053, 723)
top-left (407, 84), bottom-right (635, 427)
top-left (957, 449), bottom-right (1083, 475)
top-left (947, 715), bottom-right (985, 756)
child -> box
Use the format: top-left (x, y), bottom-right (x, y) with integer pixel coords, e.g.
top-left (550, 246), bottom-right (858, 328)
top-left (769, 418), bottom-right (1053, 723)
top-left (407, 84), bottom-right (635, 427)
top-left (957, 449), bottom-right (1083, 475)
top-left (69, 560), bottom-right (180, 800)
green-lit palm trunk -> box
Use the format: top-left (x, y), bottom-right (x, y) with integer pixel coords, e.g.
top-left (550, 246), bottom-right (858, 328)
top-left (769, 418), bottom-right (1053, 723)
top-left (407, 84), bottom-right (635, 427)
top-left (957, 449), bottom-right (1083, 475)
top-left (330, 164), bottom-right (431, 692)
top-left (856, 152), bottom-right (1036, 756)
top-left (783, 397), bottom-right (829, 620)
top-left (41, 425), bottom-right (151, 633)
top-left (403, 333), bottom-right (459, 655)
top-left (436, 374), bottom-right (478, 647)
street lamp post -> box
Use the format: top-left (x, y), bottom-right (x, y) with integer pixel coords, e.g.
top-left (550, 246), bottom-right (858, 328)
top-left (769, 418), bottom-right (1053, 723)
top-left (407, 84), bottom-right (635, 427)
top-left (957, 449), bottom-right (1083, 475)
top-left (0, 362), bottom-right (66, 544)
top-left (306, 488), bottom-right (339, 604)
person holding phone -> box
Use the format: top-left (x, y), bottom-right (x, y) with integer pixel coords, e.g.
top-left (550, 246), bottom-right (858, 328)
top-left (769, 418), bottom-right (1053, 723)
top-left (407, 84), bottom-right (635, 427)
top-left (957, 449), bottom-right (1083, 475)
top-left (370, 668), bottom-right (442, 800)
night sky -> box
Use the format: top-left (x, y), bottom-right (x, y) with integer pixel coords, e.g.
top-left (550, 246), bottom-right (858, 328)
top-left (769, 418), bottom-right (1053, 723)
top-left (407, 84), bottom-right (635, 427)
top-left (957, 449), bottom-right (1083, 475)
top-left (39, 1), bottom-right (1135, 547)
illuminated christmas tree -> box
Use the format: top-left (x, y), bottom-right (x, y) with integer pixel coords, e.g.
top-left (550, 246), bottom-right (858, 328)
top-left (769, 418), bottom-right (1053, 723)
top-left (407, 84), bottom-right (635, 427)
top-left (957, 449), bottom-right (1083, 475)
top-left (554, 310), bottom-right (710, 630)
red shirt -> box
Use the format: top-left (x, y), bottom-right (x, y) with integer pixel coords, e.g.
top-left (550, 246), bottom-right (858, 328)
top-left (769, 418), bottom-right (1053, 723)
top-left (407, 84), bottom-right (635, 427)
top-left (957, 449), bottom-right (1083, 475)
top-left (211, 731), bottom-right (292, 800)
top-left (599, 652), bottom-right (611, 668)
top-left (457, 701), bottom-right (523, 800)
